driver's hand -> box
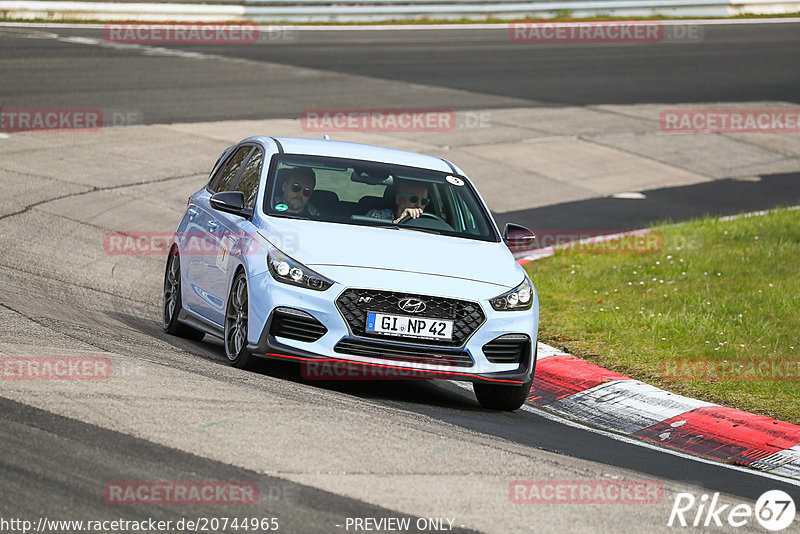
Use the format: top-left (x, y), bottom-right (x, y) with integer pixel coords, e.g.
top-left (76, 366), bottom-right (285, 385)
top-left (394, 208), bottom-right (423, 223)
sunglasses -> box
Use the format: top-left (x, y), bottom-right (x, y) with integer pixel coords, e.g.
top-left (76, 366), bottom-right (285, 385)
top-left (399, 193), bottom-right (429, 206)
top-left (290, 183), bottom-right (313, 197)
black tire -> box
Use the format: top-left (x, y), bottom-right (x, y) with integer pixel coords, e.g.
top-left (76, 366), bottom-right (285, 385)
top-left (474, 344), bottom-right (537, 411)
top-left (163, 249), bottom-right (205, 341)
top-left (224, 271), bottom-right (256, 370)
top-left (473, 380), bottom-right (532, 411)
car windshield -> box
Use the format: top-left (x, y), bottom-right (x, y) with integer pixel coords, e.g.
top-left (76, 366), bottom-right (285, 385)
top-left (264, 154), bottom-right (499, 242)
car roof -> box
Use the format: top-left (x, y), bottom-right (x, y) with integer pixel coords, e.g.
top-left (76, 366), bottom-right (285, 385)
top-left (245, 136), bottom-right (458, 174)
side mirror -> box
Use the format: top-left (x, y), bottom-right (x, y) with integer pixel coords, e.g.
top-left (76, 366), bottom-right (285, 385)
top-left (503, 223), bottom-right (536, 251)
top-left (210, 191), bottom-right (249, 218)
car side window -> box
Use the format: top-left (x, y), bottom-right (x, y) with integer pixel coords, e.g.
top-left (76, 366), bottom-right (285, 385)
top-left (234, 147), bottom-right (263, 209)
top-left (209, 146), bottom-right (252, 193)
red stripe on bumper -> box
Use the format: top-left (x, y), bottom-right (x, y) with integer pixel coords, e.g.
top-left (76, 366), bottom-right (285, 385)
top-left (262, 352), bottom-right (526, 384)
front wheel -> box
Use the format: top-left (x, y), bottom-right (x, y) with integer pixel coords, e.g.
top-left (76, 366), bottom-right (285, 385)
top-left (224, 271), bottom-right (256, 370)
top-left (474, 344), bottom-right (537, 411)
top-left (473, 379), bottom-right (532, 411)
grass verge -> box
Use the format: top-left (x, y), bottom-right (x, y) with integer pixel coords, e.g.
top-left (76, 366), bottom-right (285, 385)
top-left (524, 206), bottom-right (800, 424)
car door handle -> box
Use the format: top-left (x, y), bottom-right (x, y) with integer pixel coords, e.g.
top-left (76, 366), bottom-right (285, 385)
top-left (187, 207), bottom-right (198, 219)
top-left (208, 220), bottom-right (219, 232)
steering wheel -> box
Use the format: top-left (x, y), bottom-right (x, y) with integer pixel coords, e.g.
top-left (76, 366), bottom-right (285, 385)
top-left (396, 212), bottom-right (446, 224)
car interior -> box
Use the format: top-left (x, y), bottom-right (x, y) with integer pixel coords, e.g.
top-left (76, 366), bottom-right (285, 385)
top-left (268, 162), bottom-right (494, 238)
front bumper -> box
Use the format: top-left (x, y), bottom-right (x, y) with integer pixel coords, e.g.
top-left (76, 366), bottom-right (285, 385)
top-left (245, 269), bottom-right (539, 385)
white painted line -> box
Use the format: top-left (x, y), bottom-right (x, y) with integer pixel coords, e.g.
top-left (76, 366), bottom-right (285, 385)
top-left (0, 133), bottom-right (9, 139)
top-left (611, 192), bottom-right (647, 199)
top-left (450, 380), bottom-right (800, 486)
top-left (548, 379), bottom-right (715, 434)
top-left (717, 204), bottom-right (800, 221)
top-left (55, 35), bottom-right (233, 61)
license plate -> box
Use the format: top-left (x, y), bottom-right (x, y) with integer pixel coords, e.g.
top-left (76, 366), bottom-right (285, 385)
top-left (366, 312), bottom-right (453, 341)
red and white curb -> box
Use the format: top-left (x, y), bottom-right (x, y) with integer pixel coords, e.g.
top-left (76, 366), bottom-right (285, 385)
top-left (528, 344), bottom-right (800, 481)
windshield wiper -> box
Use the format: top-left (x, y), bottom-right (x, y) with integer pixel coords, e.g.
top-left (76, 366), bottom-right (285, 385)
top-left (398, 227), bottom-right (443, 235)
top-left (366, 222), bottom-right (400, 230)
top-left (271, 213), bottom-right (310, 221)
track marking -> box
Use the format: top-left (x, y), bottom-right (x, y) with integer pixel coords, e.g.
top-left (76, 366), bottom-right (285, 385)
top-left (450, 380), bottom-right (800, 487)
top-left (548, 379), bottom-right (715, 434)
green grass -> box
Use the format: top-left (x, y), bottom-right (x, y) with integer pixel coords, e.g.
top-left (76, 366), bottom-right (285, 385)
top-left (525, 206), bottom-right (800, 424)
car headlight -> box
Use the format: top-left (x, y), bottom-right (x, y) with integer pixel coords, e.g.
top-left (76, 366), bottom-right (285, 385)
top-left (490, 277), bottom-right (534, 311)
top-left (267, 249), bottom-right (333, 291)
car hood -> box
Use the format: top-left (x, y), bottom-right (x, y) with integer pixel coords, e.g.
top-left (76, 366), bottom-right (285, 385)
top-left (259, 218), bottom-right (521, 289)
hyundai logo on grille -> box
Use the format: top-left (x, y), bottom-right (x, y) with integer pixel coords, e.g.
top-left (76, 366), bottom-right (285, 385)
top-left (398, 297), bottom-right (426, 314)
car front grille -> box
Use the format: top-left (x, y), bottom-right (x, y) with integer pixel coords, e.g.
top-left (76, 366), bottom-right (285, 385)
top-left (335, 288), bottom-right (485, 347)
top-left (333, 338), bottom-right (474, 367)
top-left (269, 307), bottom-right (327, 343)
top-left (482, 334), bottom-right (530, 365)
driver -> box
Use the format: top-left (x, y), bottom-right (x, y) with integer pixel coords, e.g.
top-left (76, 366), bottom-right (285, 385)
top-left (365, 180), bottom-right (429, 224)
top-left (274, 167), bottom-right (318, 216)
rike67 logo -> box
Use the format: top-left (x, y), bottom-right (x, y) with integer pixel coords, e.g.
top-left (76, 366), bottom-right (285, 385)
top-left (668, 490), bottom-right (796, 531)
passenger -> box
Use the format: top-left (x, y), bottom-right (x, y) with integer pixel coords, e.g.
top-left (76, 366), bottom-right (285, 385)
top-left (274, 167), bottom-right (318, 216)
top-left (365, 180), bottom-right (429, 224)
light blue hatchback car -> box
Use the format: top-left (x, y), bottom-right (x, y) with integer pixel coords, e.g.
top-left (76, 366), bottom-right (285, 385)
top-left (163, 136), bottom-right (539, 410)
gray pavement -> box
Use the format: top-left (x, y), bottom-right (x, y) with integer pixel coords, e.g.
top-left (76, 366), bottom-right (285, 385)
top-left (2, 23), bottom-right (799, 122)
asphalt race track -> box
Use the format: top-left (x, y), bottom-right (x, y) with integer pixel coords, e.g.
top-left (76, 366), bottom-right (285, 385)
top-left (1, 23), bottom-right (799, 122)
top-left (0, 21), bottom-right (799, 533)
